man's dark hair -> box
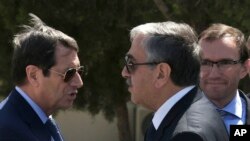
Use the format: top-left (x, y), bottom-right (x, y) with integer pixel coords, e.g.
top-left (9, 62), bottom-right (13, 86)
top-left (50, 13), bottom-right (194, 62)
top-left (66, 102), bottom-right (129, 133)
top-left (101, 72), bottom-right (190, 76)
top-left (12, 13), bottom-right (79, 85)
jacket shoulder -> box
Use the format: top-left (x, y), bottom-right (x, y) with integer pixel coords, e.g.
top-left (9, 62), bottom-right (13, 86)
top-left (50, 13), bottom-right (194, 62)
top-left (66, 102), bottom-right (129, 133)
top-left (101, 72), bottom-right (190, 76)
top-left (173, 92), bottom-right (229, 141)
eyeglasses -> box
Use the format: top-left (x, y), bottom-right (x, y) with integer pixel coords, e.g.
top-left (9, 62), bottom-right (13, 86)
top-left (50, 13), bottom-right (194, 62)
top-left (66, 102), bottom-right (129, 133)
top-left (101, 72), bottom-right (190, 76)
top-left (49, 66), bottom-right (87, 82)
top-left (200, 59), bottom-right (242, 71)
top-left (124, 56), bottom-right (160, 74)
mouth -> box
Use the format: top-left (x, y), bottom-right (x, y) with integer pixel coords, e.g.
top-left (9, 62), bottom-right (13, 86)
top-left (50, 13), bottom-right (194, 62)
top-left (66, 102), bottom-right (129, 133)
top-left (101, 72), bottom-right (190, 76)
top-left (205, 79), bottom-right (226, 85)
top-left (70, 93), bottom-right (76, 96)
top-left (68, 91), bottom-right (78, 99)
top-left (206, 81), bottom-right (225, 86)
top-left (204, 81), bottom-right (227, 91)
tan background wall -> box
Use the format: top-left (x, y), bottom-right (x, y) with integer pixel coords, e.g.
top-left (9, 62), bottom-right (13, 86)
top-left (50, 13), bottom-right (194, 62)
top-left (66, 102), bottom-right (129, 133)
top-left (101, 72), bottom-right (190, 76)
top-left (56, 110), bottom-right (119, 141)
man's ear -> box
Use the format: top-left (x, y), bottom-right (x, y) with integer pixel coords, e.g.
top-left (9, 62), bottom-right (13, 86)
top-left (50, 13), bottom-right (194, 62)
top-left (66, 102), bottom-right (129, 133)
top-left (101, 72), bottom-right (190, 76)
top-left (25, 65), bottom-right (40, 87)
top-left (240, 59), bottom-right (250, 79)
top-left (154, 63), bottom-right (171, 88)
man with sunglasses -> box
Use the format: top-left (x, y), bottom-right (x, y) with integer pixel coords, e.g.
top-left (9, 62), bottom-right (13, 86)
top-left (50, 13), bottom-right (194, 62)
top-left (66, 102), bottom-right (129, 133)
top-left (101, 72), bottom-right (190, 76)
top-left (121, 21), bottom-right (228, 141)
top-left (198, 23), bottom-right (250, 134)
top-left (0, 14), bottom-right (85, 141)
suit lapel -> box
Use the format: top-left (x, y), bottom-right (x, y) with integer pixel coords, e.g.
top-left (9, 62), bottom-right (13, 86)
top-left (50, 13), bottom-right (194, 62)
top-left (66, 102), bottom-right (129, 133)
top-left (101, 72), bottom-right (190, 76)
top-left (239, 91), bottom-right (250, 124)
top-left (154, 87), bottom-right (200, 141)
top-left (9, 89), bottom-right (51, 140)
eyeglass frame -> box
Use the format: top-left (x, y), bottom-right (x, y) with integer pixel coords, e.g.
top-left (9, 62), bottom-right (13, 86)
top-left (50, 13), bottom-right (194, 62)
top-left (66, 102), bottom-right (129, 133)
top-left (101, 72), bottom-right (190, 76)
top-left (124, 55), bottom-right (165, 74)
top-left (200, 59), bottom-right (242, 71)
top-left (48, 66), bottom-right (87, 82)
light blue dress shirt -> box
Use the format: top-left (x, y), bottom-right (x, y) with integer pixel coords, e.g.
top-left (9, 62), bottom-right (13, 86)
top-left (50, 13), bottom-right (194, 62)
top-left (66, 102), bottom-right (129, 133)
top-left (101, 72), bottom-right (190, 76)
top-left (217, 91), bottom-right (246, 133)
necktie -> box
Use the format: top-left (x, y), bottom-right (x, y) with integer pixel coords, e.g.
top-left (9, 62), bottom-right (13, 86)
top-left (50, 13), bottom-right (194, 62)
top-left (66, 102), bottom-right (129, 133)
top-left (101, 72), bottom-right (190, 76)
top-left (217, 109), bottom-right (231, 133)
top-left (145, 122), bottom-right (156, 141)
top-left (45, 118), bottom-right (63, 141)
top-left (217, 109), bottom-right (228, 118)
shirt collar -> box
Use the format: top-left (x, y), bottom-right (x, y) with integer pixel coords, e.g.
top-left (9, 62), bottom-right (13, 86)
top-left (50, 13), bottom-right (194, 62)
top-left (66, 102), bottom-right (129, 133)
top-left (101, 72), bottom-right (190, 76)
top-left (220, 90), bottom-right (243, 119)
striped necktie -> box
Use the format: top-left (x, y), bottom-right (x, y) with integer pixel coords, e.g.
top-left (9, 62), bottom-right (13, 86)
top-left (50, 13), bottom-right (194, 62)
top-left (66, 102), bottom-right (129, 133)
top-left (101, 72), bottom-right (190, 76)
top-left (45, 118), bottom-right (63, 141)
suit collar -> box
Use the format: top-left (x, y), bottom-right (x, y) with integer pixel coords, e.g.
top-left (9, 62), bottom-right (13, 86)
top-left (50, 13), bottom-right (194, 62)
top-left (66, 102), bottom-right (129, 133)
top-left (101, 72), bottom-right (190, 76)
top-left (238, 90), bottom-right (250, 124)
top-left (8, 89), bottom-right (51, 140)
top-left (152, 86), bottom-right (195, 129)
top-left (154, 86), bottom-right (199, 140)
top-left (15, 86), bottom-right (48, 123)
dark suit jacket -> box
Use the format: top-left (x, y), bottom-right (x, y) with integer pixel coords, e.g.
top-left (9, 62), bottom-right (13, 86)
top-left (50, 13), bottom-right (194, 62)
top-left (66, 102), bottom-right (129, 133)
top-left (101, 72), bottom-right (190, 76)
top-left (146, 87), bottom-right (229, 141)
top-left (0, 89), bottom-right (51, 141)
top-left (239, 90), bottom-right (250, 124)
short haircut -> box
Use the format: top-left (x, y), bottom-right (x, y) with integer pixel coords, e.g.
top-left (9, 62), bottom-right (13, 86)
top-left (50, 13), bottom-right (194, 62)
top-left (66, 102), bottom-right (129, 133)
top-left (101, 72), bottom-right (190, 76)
top-left (199, 23), bottom-right (248, 62)
top-left (12, 13), bottom-right (79, 85)
top-left (130, 21), bottom-right (200, 86)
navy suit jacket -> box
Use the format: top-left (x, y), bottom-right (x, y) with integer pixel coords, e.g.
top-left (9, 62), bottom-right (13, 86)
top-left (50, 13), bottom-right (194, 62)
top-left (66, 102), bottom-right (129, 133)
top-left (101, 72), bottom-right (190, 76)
top-left (0, 89), bottom-right (51, 141)
top-left (145, 87), bottom-right (229, 141)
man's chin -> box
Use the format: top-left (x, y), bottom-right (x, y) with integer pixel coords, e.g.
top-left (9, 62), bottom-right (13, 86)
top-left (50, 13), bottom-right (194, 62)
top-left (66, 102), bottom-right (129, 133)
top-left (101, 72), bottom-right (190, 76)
top-left (130, 98), bottom-right (138, 105)
top-left (61, 102), bottom-right (74, 110)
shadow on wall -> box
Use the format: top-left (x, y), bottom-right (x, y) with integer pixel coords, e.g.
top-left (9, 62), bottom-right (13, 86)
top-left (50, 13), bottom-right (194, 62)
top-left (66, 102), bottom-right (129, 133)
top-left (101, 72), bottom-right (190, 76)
top-left (55, 110), bottom-right (119, 141)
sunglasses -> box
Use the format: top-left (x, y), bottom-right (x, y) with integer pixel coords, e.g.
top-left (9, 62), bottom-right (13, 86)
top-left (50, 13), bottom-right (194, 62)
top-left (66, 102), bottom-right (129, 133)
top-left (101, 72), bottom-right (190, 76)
top-left (124, 55), bottom-right (160, 74)
top-left (49, 66), bottom-right (87, 82)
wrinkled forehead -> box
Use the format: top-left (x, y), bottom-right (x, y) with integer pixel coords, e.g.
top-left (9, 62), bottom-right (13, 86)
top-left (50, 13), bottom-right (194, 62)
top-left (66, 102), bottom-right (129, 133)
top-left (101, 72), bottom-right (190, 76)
top-left (199, 37), bottom-right (240, 60)
top-left (199, 34), bottom-right (238, 45)
top-left (54, 44), bottom-right (80, 66)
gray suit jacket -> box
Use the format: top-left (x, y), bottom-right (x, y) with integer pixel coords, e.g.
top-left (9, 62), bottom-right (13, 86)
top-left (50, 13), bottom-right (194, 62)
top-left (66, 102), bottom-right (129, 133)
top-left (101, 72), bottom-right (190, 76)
top-left (146, 87), bottom-right (229, 141)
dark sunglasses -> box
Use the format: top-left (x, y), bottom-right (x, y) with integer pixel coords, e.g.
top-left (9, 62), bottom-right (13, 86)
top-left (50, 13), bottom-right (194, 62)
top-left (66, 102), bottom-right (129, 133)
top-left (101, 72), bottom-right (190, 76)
top-left (124, 56), bottom-right (160, 74)
top-left (49, 66), bottom-right (87, 82)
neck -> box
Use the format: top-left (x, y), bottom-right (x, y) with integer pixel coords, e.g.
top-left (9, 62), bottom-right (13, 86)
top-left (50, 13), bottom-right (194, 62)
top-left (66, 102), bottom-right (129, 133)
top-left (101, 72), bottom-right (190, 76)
top-left (152, 85), bottom-right (185, 111)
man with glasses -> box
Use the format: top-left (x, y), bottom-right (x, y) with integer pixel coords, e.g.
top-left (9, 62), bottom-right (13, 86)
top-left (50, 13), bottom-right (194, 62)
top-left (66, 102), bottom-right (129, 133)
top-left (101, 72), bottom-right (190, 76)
top-left (0, 13), bottom-right (86, 140)
top-left (198, 23), bottom-right (250, 134)
top-left (121, 21), bottom-right (228, 141)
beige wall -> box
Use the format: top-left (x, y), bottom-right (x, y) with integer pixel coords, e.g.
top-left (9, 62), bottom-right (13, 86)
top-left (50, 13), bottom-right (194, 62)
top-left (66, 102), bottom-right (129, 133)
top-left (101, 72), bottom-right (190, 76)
top-left (55, 110), bottom-right (119, 141)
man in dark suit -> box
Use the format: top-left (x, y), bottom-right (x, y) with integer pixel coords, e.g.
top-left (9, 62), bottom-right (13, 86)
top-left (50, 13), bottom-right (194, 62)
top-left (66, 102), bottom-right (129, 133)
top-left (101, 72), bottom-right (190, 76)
top-left (198, 23), bottom-right (250, 134)
top-left (0, 13), bottom-right (85, 141)
top-left (121, 21), bottom-right (229, 141)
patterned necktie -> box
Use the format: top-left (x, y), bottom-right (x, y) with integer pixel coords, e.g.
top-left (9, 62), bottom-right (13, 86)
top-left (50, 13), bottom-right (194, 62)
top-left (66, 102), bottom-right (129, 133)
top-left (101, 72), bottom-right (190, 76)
top-left (145, 122), bottom-right (156, 141)
top-left (45, 118), bottom-right (63, 141)
top-left (217, 109), bottom-right (231, 133)
top-left (217, 109), bottom-right (227, 118)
